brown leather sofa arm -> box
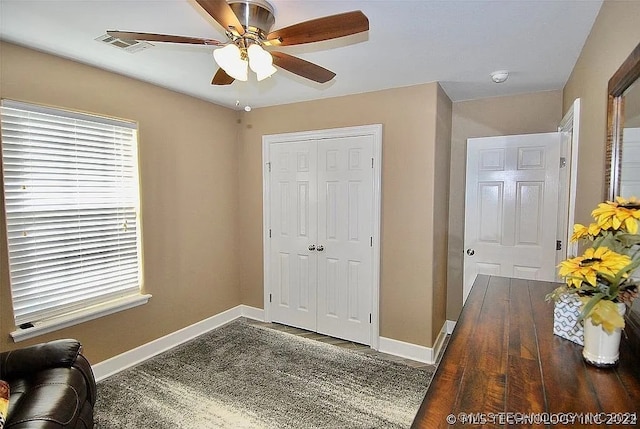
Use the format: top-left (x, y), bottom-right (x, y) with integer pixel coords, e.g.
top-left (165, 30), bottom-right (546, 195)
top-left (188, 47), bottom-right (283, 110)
top-left (0, 339), bottom-right (82, 380)
top-left (73, 352), bottom-right (98, 405)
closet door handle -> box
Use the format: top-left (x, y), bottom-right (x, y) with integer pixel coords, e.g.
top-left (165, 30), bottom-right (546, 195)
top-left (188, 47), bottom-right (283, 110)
top-left (317, 245), bottom-right (324, 252)
top-left (308, 244), bottom-right (316, 251)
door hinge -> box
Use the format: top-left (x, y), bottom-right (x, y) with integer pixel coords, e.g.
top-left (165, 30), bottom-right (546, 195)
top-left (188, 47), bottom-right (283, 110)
top-left (560, 157), bottom-right (567, 168)
top-left (371, 158), bottom-right (374, 168)
top-left (556, 240), bottom-right (562, 251)
top-left (369, 314), bottom-right (372, 324)
top-left (370, 236), bottom-right (373, 247)
top-left (270, 293), bottom-right (272, 303)
top-left (267, 162), bottom-right (271, 172)
top-left (269, 229), bottom-right (272, 238)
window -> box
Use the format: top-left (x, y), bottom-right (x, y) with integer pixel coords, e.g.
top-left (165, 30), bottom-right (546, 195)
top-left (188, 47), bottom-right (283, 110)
top-left (1, 100), bottom-right (147, 339)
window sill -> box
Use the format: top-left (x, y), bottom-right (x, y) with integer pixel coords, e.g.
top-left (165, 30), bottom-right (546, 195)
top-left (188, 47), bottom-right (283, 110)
top-left (10, 294), bottom-right (152, 342)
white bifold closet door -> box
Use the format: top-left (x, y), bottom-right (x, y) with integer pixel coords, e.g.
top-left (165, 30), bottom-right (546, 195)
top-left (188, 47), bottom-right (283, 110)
top-left (269, 135), bottom-right (374, 345)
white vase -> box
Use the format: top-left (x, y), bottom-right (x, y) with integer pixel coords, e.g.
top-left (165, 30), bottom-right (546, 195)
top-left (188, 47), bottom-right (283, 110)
top-left (582, 302), bottom-right (626, 367)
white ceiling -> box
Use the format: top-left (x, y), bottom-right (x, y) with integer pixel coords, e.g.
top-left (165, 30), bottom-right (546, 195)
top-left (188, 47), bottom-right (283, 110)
top-left (0, 0), bottom-right (603, 110)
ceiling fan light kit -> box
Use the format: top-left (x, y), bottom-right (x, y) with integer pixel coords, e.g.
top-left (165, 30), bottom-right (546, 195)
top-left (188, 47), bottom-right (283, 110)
top-left (107, 0), bottom-right (369, 86)
top-left (214, 43), bottom-right (276, 82)
top-left (213, 0), bottom-right (277, 81)
top-left (213, 44), bottom-right (248, 81)
top-left (247, 44), bottom-right (277, 81)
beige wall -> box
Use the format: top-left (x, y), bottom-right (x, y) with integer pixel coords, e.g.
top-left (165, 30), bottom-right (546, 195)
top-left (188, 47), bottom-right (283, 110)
top-left (0, 42), bottom-right (242, 363)
top-left (563, 0), bottom-right (640, 224)
top-left (432, 85), bottom-right (452, 339)
top-left (238, 83), bottom-right (451, 347)
top-left (447, 90), bottom-right (563, 319)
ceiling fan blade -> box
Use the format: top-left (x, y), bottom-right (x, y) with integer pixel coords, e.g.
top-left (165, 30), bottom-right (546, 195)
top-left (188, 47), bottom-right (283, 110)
top-left (267, 11), bottom-right (368, 46)
top-left (195, 0), bottom-right (245, 35)
top-left (271, 51), bottom-right (336, 84)
top-left (107, 31), bottom-right (222, 46)
top-left (212, 68), bottom-right (235, 85)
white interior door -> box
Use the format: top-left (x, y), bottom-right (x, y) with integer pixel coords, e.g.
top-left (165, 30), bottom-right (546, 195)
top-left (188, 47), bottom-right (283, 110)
top-left (316, 136), bottom-right (374, 344)
top-left (268, 140), bottom-right (318, 331)
top-left (265, 125), bottom-right (381, 346)
top-left (463, 133), bottom-right (561, 302)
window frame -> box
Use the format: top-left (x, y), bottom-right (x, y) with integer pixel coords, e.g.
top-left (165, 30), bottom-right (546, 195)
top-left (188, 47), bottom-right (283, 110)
top-left (1, 99), bottom-right (149, 341)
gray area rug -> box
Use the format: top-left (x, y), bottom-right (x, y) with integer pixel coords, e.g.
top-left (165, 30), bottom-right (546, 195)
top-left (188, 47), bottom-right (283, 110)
top-left (95, 320), bottom-right (432, 428)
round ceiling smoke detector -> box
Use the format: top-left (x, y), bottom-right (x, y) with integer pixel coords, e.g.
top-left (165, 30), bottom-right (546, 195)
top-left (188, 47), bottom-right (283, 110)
top-left (490, 70), bottom-right (509, 84)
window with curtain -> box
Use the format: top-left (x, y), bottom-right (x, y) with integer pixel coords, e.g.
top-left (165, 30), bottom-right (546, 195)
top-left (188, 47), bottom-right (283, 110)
top-left (1, 99), bottom-right (144, 331)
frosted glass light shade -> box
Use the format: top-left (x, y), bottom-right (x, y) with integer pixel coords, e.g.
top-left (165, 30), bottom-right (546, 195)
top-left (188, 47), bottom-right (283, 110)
top-left (214, 44), bottom-right (248, 81)
top-left (247, 44), bottom-right (276, 81)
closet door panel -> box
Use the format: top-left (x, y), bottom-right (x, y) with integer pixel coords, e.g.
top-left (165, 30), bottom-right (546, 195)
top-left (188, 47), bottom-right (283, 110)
top-left (269, 141), bottom-right (318, 331)
top-left (316, 136), bottom-right (374, 344)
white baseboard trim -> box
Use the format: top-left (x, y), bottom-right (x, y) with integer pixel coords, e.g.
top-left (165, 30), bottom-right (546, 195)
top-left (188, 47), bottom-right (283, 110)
top-left (446, 320), bottom-right (456, 334)
top-left (379, 320), bottom-right (453, 365)
top-left (431, 322), bottom-right (448, 363)
top-left (378, 336), bottom-right (434, 364)
top-left (240, 305), bottom-right (265, 321)
top-left (92, 304), bottom-right (264, 381)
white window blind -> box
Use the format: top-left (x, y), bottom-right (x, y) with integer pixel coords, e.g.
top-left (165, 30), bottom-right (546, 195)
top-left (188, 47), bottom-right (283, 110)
top-left (1, 99), bottom-right (142, 327)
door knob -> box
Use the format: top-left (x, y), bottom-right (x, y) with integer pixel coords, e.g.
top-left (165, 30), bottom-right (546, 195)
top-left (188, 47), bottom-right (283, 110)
top-left (466, 248), bottom-right (475, 256)
top-left (317, 245), bottom-right (324, 252)
top-left (308, 244), bottom-right (316, 251)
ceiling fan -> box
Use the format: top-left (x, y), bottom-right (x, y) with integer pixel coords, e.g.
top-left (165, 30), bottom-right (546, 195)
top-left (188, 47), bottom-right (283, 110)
top-left (107, 0), bottom-right (369, 86)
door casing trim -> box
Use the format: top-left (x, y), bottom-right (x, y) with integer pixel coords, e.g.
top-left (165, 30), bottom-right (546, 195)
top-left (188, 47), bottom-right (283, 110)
top-left (558, 98), bottom-right (580, 260)
top-left (262, 124), bottom-right (383, 349)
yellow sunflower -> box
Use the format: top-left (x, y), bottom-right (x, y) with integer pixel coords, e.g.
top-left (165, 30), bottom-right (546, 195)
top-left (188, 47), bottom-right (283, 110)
top-left (591, 197), bottom-right (640, 234)
top-left (570, 223), bottom-right (589, 242)
top-left (571, 221), bottom-right (614, 241)
top-left (589, 220), bottom-right (612, 236)
top-left (558, 246), bottom-right (631, 288)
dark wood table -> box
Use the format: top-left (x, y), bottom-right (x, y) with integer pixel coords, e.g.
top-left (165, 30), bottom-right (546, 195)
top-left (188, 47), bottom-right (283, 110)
top-left (412, 275), bottom-right (640, 428)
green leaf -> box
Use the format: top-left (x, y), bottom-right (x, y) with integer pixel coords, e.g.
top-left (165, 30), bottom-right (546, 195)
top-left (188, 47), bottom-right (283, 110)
top-left (614, 233), bottom-right (640, 247)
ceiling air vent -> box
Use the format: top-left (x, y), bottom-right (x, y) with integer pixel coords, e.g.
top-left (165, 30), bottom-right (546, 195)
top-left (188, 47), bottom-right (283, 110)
top-left (95, 33), bottom-right (152, 53)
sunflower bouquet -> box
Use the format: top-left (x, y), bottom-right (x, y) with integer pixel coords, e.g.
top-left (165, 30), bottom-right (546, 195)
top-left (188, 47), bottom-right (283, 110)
top-left (550, 197), bottom-right (640, 333)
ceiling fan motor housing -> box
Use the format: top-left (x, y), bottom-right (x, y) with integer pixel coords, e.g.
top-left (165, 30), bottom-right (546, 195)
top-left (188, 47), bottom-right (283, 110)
top-left (228, 0), bottom-right (275, 40)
